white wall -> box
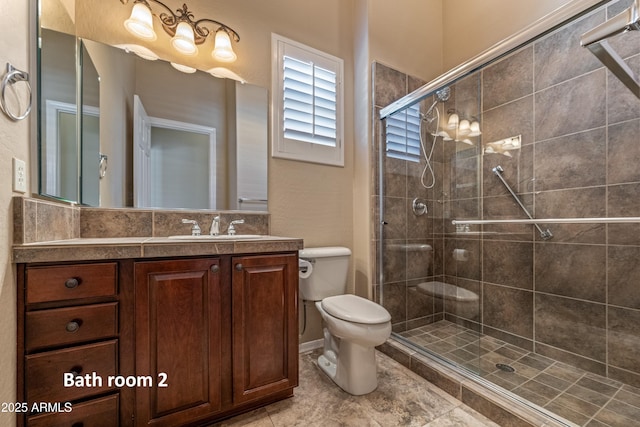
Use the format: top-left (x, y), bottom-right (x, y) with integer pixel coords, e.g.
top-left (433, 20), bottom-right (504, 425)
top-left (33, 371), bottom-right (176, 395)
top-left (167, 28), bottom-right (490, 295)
top-left (0, 0), bottom-right (30, 424)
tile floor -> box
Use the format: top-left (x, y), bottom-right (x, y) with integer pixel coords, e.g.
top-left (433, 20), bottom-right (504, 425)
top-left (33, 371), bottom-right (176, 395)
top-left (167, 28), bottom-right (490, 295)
top-left (212, 349), bottom-right (500, 426)
top-left (400, 320), bottom-right (640, 427)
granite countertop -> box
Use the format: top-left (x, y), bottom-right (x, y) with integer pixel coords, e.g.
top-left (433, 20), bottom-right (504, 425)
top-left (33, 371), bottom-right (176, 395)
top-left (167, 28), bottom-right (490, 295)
top-left (13, 236), bottom-right (304, 264)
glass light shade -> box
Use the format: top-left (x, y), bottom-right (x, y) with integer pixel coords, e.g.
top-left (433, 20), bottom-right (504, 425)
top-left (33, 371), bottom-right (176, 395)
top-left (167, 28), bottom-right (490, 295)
top-left (170, 62), bottom-right (197, 73)
top-left (212, 29), bottom-right (237, 62)
top-left (116, 44), bottom-right (159, 61)
top-left (124, 3), bottom-right (157, 41)
top-left (206, 67), bottom-right (246, 83)
top-left (458, 119), bottom-right (471, 136)
top-left (468, 120), bottom-right (481, 136)
top-left (447, 112), bottom-right (459, 130)
top-left (171, 22), bottom-right (198, 56)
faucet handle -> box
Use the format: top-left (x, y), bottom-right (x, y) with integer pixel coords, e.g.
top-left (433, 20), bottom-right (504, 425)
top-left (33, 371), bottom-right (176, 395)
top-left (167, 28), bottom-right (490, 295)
top-left (182, 219), bottom-right (201, 236)
top-left (210, 215), bottom-right (221, 236)
top-left (227, 219), bottom-right (245, 235)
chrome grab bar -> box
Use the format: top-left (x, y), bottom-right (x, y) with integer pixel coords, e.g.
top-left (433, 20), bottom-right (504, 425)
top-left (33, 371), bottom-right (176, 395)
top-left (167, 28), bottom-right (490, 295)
top-left (452, 217), bottom-right (640, 225)
top-left (492, 166), bottom-right (553, 240)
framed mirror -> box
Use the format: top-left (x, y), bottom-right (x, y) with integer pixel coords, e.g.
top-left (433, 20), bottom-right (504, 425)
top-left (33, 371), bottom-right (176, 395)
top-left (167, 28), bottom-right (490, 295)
top-left (37, 0), bottom-right (268, 210)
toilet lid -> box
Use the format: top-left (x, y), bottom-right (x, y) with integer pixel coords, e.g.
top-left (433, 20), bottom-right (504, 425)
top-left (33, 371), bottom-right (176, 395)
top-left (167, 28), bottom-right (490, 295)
top-left (321, 294), bottom-right (391, 324)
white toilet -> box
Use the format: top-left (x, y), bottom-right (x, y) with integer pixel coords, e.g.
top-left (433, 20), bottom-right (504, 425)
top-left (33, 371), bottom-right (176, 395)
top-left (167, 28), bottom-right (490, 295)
top-left (299, 247), bottom-right (391, 395)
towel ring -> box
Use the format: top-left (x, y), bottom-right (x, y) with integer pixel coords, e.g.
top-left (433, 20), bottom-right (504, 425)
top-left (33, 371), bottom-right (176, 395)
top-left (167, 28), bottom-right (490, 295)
top-left (1, 63), bottom-right (32, 121)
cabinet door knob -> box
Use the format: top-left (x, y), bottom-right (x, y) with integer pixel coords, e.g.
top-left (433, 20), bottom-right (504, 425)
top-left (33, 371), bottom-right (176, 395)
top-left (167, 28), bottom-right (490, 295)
top-left (235, 263), bottom-right (243, 271)
top-left (66, 321), bottom-right (80, 333)
top-left (65, 278), bottom-right (79, 289)
top-left (210, 265), bottom-right (219, 273)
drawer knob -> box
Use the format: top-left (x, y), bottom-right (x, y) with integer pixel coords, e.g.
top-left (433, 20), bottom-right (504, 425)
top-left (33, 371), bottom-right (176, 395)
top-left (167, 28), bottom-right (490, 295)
top-left (210, 265), bottom-right (219, 273)
top-left (64, 278), bottom-right (80, 289)
top-left (66, 320), bottom-right (81, 333)
top-left (235, 263), bottom-right (243, 271)
top-left (69, 366), bottom-right (83, 377)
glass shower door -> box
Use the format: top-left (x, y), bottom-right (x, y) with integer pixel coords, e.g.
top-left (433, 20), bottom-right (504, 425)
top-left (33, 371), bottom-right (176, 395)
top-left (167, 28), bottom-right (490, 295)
top-left (379, 71), bottom-right (484, 375)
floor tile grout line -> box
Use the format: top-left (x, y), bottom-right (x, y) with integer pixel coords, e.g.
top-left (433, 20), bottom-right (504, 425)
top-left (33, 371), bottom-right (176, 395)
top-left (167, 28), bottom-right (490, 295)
top-left (403, 319), bottom-right (640, 426)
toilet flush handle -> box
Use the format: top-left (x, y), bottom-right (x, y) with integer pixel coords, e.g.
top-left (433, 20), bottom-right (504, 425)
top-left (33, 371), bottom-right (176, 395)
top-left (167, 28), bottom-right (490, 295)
top-left (299, 259), bottom-right (313, 279)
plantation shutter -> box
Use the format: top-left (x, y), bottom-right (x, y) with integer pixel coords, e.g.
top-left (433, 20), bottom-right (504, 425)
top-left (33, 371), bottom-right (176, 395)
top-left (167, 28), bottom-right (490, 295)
top-left (283, 56), bottom-right (338, 147)
top-left (385, 104), bottom-right (421, 162)
top-left (272, 33), bottom-right (344, 167)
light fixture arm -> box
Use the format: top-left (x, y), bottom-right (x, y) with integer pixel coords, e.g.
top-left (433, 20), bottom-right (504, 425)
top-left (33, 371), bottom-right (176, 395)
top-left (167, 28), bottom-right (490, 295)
top-left (194, 19), bottom-right (240, 43)
top-left (121, 0), bottom-right (240, 44)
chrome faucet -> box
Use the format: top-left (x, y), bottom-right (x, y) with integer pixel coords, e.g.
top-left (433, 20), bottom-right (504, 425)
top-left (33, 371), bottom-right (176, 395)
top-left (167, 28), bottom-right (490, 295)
top-left (181, 219), bottom-right (201, 236)
top-left (227, 219), bottom-right (245, 235)
top-left (210, 215), bottom-right (220, 236)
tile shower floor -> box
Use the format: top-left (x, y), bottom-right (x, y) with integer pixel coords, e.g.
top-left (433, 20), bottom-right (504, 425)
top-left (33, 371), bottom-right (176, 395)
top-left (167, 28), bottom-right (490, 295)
top-left (399, 320), bottom-right (640, 427)
top-left (212, 349), bottom-right (499, 426)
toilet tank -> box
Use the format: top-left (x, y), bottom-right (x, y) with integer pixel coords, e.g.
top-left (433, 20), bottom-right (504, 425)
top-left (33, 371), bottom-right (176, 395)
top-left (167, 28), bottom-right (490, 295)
top-left (299, 247), bottom-right (351, 301)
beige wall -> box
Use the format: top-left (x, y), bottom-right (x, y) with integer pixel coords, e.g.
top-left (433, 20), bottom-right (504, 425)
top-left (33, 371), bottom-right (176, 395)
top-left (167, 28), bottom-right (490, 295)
top-left (369, 0), bottom-right (444, 83)
top-left (442, 0), bottom-right (574, 70)
top-left (0, 0), bottom-right (30, 424)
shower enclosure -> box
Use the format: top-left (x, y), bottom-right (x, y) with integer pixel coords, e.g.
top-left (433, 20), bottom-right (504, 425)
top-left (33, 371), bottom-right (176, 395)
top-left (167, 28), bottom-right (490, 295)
top-left (375, 0), bottom-right (640, 425)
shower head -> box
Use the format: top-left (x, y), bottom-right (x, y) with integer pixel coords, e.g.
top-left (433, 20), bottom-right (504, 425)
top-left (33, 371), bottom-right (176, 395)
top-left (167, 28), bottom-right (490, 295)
top-left (421, 86), bottom-right (451, 120)
top-left (435, 87), bottom-right (450, 102)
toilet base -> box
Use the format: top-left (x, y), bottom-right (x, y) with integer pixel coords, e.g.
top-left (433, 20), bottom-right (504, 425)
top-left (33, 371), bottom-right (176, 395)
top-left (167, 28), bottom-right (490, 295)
top-left (317, 334), bottom-right (379, 395)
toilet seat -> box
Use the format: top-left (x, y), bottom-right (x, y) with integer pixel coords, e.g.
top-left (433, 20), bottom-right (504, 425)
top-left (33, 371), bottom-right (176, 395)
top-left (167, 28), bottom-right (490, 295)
top-left (321, 294), bottom-right (391, 324)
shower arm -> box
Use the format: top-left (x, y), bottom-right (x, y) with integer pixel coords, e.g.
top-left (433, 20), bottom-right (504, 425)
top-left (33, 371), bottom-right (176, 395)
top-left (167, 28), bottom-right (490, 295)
top-left (580, 0), bottom-right (640, 99)
top-left (492, 166), bottom-right (553, 240)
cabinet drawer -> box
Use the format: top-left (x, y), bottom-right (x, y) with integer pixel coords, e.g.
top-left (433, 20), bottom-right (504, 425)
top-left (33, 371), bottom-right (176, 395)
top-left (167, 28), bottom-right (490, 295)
top-left (26, 340), bottom-right (117, 403)
top-left (27, 394), bottom-right (119, 427)
top-left (26, 263), bottom-right (117, 304)
top-left (26, 303), bottom-right (118, 352)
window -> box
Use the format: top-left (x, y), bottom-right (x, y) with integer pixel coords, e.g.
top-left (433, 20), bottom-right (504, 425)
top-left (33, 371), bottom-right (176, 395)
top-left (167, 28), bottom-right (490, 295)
top-left (385, 104), bottom-right (421, 162)
top-left (272, 34), bottom-right (344, 166)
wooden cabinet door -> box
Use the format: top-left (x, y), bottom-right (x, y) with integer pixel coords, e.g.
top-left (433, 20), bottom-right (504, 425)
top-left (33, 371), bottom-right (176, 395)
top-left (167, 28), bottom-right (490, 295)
top-left (134, 258), bottom-right (223, 426)
top-left (231, 253), bottom-right (298, 404)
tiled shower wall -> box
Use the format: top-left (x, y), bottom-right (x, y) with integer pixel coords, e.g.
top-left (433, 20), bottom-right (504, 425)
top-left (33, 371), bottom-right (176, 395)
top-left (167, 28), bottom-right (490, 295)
top-left (373, 0), bottom-right (640, 387)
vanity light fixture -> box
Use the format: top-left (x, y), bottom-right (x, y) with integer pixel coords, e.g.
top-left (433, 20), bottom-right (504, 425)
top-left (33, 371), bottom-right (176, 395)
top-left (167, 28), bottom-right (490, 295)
top-left (207, 67), bottom-right (246, 83)
top-left (438, 109), bottom-right (481, 144)
top-left (115, 44), bottom-right (160, 61)
top-left (170, 62), bottom-right (197, 73)
top-left (120, 0), bottom-right (240, 62)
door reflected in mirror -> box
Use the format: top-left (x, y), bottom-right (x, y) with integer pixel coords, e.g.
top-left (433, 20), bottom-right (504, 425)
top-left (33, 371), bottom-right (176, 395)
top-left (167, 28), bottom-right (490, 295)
top-left (133, 95), bottom-right (217, 209)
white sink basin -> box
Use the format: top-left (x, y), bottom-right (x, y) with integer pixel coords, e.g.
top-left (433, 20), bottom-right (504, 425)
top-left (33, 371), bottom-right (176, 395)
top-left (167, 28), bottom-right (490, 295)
top-left (168, 234), bottom-right (264, 241)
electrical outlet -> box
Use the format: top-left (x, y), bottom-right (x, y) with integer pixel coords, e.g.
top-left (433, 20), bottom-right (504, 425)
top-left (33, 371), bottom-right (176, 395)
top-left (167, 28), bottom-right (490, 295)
top-left (13, 157), bottom-right (27, 193)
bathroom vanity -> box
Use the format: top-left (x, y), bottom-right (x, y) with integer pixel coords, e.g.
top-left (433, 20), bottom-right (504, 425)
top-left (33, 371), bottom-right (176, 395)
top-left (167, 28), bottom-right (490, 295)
top-left (13, 200), bottom-right (302, 427)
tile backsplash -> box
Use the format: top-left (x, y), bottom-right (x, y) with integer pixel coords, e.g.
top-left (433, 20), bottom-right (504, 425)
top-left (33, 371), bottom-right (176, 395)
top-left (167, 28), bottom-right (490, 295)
top-left (13, 196), bottom-right (270, 244)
